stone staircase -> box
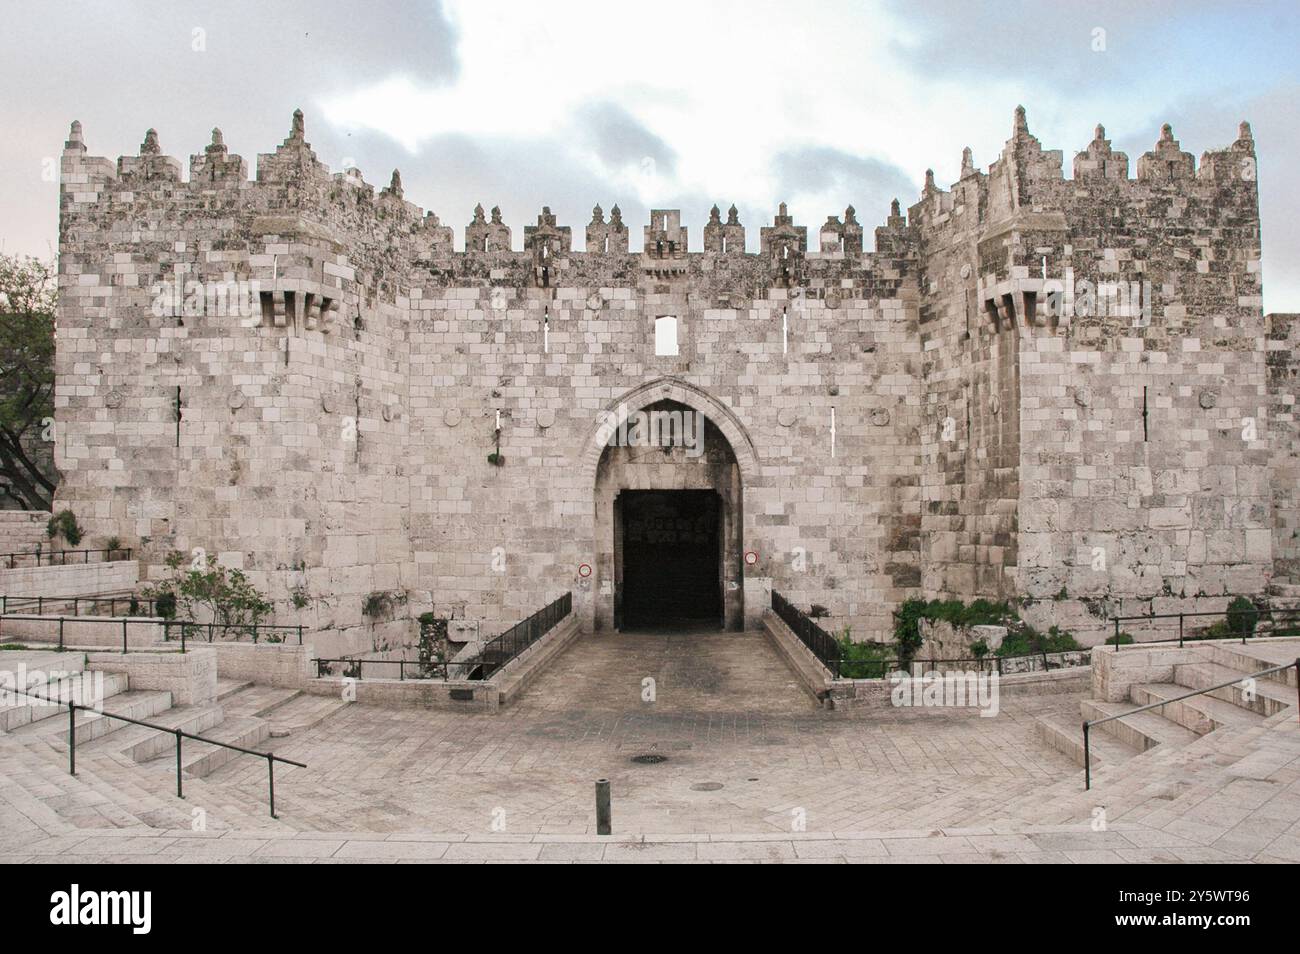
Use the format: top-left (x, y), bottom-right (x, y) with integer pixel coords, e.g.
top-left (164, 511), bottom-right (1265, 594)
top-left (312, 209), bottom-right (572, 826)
top-left (998, 639), bottom-right (1298, 829)
top-left (0, 650), bottom-right (346, 833)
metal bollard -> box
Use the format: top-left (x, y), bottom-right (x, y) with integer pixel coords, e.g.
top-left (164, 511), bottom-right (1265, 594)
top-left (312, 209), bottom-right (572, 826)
top-left (595, 778), bottom-right (612, 835)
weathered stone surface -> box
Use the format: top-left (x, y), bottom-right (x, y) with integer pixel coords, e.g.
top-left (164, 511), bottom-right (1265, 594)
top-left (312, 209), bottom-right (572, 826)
top-left (48, 109), bottom-right (1294, 643)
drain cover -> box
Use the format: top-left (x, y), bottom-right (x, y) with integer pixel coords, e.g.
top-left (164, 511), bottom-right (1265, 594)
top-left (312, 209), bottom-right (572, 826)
top-left (631, 754), bottom-right (668, 765)
top-left (691, 781), bottom-right (723, 792)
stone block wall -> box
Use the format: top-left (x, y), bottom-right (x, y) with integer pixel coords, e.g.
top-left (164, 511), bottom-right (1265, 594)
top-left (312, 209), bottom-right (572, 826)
top-left (86, 648), bottom-right (217, 705)
top-left (0, 559), bottom-right (138, 599)
top-left (49, 108), bottom-right (1293, 644)
top-left (0, 511), bottom-right (52, 551)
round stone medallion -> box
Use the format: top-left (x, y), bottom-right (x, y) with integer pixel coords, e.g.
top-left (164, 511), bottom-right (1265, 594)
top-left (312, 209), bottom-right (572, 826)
top-left (444, 408), bottom-right (462, 427)
top-left (1199, 390), bottom-right (1218, 409)
top-left (870, 408), bottom-right (891, 426)
top-left (1074, 387), bottom-right (1092, 408)
top-left (104, 390), bottom-right (124, 409)
top-left (537, 408), bottom-right (556, 428)
top-left (777, 408), bottom-right (798, 427)
top-left (228, 391), bottom-right (246, 410)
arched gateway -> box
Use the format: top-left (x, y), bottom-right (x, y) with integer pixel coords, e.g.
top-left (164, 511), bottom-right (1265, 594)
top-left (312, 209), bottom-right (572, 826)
top-left (581, 379), bottom-right (758, 632)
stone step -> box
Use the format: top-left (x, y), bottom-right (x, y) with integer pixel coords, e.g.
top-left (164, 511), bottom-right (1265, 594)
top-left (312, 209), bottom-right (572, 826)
top-left (1129, 682), bottom-right (1265, 735)
top-left (77, 703), bottom-right (226, 763)
top-left (1080, 698), bottom-right (1200, 752)
top-left (221, 684), bottom-right (301, 719)
top-left (1199, 642), bottom-right (1300, 687)
top-left (1173, 662), bottom-right (1296, 717)
top-left (1035, 710), bottom-right (1141, 769)
top-left (0, 650), bottom-right (86, 678)
top-left (264, 694), bottom-right (347, 738)
top-left (162, 716), bottom-right (270, 779)
top-left (11, 689), bottom-right (173, 746)
top-left (216, 678), bottom-right (253, 700)
top-left (1, 671), bottom-right (130, 731)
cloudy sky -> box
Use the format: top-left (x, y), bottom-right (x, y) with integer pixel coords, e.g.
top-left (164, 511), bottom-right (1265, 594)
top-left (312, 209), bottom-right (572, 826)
top-left (3, 0), bottom-right (1299, 310)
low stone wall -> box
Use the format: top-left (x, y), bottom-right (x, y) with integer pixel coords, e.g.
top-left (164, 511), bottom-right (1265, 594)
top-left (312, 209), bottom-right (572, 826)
top-left (0, 613), bottom-right (163, 649)
top-left (297, 614), bottom-right (582, 712)
top-left (761, 611), bottom-right (834, 702)
top-left (763, 609), bottom-right (1089, 711)
top-left (298, 676), bottom-right (500, 711)
top-left (827, 666), bottom-right (1090, 710)
top-left (204, 641), bottom-right (317, 688)
top-left (494, 616), bottom-right (580, 705)
top-left (0, 559), bottom-right (138, 600)
top-left (86, 648), bottom-right (217, 705)
top-left (1089, 643), bottom-right (1203, 703)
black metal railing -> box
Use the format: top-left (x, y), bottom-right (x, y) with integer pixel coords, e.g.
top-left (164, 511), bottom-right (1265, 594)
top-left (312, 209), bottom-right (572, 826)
top-left (1108, 607), bottom-right (1300, 650)
top-left (771, 590), bottom-right (843, 676)
top-left (3, 683), bottom-right (305, 817)
top-left (2, 547), bottom-right (132, 569)
top-left (162, 620), bottom-right (303, 646)
top-left (314, 592), bottom-right (574, 684)
top-left (0, 614), bottom-right (302, 653)
top-left (1, 593), bottom-right (157, 617)
top-left (770, 591), bottom-right (1093, 679)
top-left (314, 655), bottom-right (478, 681)
top-left (471, 591), bottom-right (572, 677)
top-left (1082, 658), bottom-right (1300, 790)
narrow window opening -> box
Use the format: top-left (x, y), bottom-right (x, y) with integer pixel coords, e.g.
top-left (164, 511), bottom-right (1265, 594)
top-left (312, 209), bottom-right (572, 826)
top-left (654, 315), bottom-right (678, 356)
top-left (1142, 386), bottom-right (1149, 441)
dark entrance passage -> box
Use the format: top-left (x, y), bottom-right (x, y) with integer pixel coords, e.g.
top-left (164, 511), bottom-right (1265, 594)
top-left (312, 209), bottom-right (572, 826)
top-left (617, 490), bottom-right (722, 630)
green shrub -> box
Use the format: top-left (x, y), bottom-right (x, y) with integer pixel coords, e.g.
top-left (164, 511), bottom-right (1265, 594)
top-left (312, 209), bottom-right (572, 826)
top-left (997, 624), bottom-right (1081, 657)
top-left (835, 631), bottom-right (895, 679)
top-left (970, 638), bottom-right (990, 659)
top-left (46, 510), bottom-right (82, 547)
top-left (1105, 631), bottom-right (1135, 646)
top-left (1226, 596), bottom-right (1259, 638)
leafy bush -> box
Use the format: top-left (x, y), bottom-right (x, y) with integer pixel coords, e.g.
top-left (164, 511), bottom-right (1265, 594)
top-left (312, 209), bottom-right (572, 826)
top-left (997, 623), bottom-right (1082, 657)
top-left (104, 536), bottom-right (122, 554)
top-left (141, 551), bottom-right (270, 636)
top-left (835, 631), bottom-right (895, 679)
top-left (969, 638), bottom-right (990, 658)
top-left (1104, 631), bottom-right (1135, 646)
top-left (46, 510), bottom-right (82, 546)
top-left (1226, 596), bottom-right (1259, 638)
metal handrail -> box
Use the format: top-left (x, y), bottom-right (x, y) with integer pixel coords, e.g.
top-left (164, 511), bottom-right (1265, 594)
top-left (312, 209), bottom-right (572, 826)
top-left (771, 590), bottom-right (842, 675)
top-left (313, 593), bottom-right (574, 683)
top-left (1082, 658), bottom-right (1300, 790)
top-left (1, 593), bottom-right (158, 617)
top-left (2, 547), bottom-right (132, 568)
top-left (3, 683), bottom-right (305, 817)
top-left (1109, 606), bottom-right (1300, 650)
top-left (315, 656), bottom-right (472, 681)
top-left (0, 614), bottom-right (303, 653)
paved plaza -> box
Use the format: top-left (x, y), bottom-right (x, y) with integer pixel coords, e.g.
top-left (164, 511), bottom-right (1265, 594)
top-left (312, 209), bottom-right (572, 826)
top-left (3, 632), bottom-right (1300, 862)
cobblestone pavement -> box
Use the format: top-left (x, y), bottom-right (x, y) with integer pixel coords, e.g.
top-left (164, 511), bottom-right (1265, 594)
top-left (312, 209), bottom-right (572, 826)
top-left (190, 630), bottom-right (1081, 836)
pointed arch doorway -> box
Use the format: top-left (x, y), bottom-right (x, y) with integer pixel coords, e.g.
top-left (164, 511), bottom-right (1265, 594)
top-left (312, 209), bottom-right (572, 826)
top-left (586, 380), bottom-right (754, 633)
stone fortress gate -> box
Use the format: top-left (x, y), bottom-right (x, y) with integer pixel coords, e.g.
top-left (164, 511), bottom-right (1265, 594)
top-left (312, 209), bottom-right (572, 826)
top-left (50, 107), bottom-right (1300, 652)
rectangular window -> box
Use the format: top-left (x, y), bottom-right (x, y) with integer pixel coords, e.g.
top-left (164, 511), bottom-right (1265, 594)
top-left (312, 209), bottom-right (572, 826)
top-left (654, 315), bottom-right (679, 356)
